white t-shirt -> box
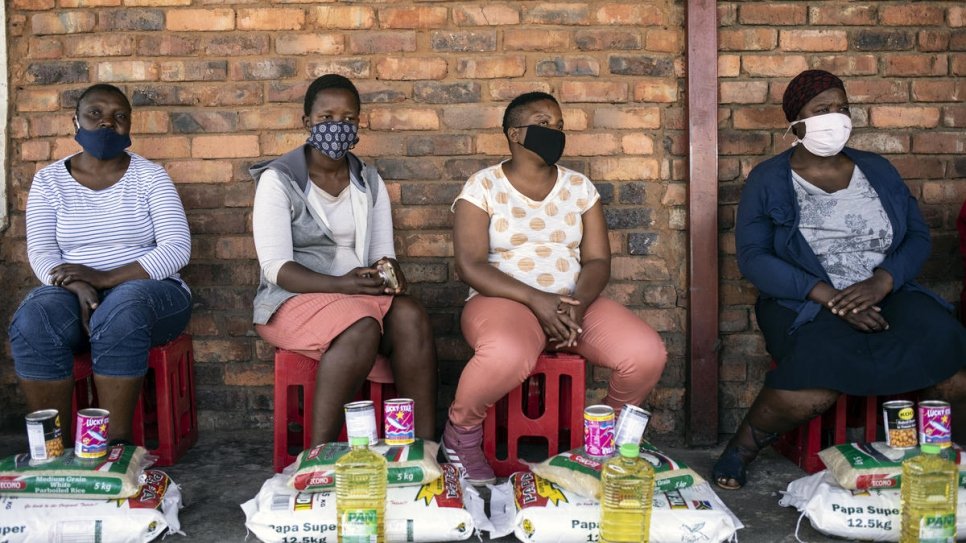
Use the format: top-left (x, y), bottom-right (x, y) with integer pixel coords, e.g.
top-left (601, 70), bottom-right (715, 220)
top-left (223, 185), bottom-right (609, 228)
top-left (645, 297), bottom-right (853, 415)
top-left (453, 163), bottom-right (600, 297)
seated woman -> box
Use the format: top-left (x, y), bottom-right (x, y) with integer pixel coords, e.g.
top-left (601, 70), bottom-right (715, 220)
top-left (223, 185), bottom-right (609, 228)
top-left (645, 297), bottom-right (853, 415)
top-left (9, 83), bottom-right (192, 444)
top-left (443, 91), bottom-right (668, 484)
top-left (714, 69), bottom-right (966, 490)
top-left (250, 74), bottom-right (437, 445)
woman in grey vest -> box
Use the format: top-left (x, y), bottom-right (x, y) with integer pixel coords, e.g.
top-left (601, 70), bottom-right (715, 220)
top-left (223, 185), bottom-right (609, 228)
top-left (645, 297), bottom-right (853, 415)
top-left (250, 74), bottom-right (437, 445)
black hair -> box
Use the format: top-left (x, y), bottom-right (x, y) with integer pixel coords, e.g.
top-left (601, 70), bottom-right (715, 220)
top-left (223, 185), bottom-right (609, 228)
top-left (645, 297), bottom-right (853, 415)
top-left (75, 84), bottom-right (130, 114)
top-left (502, 91), bottom-right (559, 134)
top-left (303, 74), bottom-right (361, 116)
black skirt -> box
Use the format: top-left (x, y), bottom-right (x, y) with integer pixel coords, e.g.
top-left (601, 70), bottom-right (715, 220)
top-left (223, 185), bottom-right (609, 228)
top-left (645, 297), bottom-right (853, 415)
top-left (758, 291), bottom-right (966, 395)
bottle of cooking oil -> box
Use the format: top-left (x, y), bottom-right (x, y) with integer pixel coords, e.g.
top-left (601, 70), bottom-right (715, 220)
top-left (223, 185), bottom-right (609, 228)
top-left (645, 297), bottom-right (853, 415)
top-left (336, 436), bottom-right (387, 543)
top-left (899, 401), bottom-right (956, 543)
top-left (600, 442), bottom-right (654, 543)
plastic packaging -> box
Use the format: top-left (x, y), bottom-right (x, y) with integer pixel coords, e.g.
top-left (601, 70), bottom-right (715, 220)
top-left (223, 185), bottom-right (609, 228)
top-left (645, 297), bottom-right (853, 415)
top-left (600, 442), bottom-right (653, 543)
top-left (336, 436), bottom-right (387, 543)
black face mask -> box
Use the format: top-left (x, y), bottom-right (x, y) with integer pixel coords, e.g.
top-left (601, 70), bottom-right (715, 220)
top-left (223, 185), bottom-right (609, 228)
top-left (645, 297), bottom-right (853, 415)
top-left (518, 124), bottom-right (566, 166)
top-left (74, 126), bottom-right (131, 160)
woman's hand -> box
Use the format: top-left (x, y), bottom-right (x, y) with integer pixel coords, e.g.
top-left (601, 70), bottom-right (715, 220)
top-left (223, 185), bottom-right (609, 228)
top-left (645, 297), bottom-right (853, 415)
top-left (62, 280), bottom-right (100, 335)
top-left (527, 292), bottom-right (581, 347)
top-left (827, 270), bottom-right (893, 316)
top-left (50, 264), bottom-right (112, 290)
top-left (555, 301), bottom-right (589, 348)
top-left (838, 306), bottom-right (889, 333)
top-left (338, 267), bottom-right (393, 296)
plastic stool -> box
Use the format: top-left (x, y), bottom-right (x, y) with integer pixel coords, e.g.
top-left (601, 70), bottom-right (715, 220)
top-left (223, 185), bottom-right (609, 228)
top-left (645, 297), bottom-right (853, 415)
top-left (71, 334), bottom-right (197, 466)
top-left (773, 394), bottom-right (877, 473)
top-left (273, 349), bottom-right (396, 473)
top-left (482, 352), bottom-right (586, 477)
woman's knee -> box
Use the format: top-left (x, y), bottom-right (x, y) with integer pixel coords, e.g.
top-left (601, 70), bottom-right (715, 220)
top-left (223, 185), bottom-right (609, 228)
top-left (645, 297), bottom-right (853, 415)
top-left (10, 287), bottom-right (84, 352)
top-left (340, 317), bottom-right (382, 345)
top-left (388, 296), bottom-right (432, 335)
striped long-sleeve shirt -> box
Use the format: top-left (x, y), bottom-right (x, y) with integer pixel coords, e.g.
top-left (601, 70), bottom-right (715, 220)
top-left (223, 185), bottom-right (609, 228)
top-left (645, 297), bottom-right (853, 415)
top-left (26, 152), bottom-right (191, 290)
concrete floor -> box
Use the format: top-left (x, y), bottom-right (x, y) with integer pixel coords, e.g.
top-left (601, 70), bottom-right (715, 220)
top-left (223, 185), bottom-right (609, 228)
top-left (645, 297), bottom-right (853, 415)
top-left (0, 429), bottom-right (842, 542)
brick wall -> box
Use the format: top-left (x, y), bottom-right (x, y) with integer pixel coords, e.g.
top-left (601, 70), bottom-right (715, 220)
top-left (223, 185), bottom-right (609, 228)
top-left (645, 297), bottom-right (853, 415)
top-left (717, 2), bottom-right (966, 433)
top-left (0, 2), bottom-right (691, 438)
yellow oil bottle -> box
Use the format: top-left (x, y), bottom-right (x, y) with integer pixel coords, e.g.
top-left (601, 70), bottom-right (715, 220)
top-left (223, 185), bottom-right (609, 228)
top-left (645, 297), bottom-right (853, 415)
top-left (336, 436), bottom-right (387, 543)
top-left (600, 442), bottom-right (654, 543)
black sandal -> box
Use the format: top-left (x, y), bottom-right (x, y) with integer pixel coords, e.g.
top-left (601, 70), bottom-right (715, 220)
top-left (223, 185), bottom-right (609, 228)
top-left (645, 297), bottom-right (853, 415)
top-left (711, 426), bottom-right (779, 490)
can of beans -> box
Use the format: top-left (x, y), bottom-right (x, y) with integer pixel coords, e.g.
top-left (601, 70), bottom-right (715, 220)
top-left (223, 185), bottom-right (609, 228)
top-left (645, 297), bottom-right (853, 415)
top-left (25, 409), bottom-right (63, 463)
top-left (74, 408), bottom-right (110, 459)
top-left (918, 400), bottom-right (952, 448)
top-left (384, 398), bottom-right (415, 445)
top-left (584, 405), bottom-right (616, 457)
top-left (614, 405), bottom-right (651, 447)
top-left (344, 401), bottom-right (378, 445)
top-left (882, 400), bottom-right (917, 449)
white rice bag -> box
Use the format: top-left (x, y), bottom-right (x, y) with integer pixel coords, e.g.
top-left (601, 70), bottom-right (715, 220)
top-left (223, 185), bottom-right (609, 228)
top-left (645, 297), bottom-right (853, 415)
top-left (0, 445), bottom-right (149, 499)
top-left (243, 463), bottom-right (475, 543)
top-left (819, 442), bottom-right (966, 490)
top-left (0, 469), bottom-right (182, 543)
top-left (780, 470), bottom-right (966, 541)
top-left (289, 439), bottom-right (442, 491)
top-left (485, 471), bottom-right (741, 543)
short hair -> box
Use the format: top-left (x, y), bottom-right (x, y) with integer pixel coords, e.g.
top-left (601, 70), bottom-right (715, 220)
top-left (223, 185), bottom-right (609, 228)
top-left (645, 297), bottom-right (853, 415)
top-left (303, 74), bottom-right (361, 116)
top-left (502, 91), bottom-right (559, 134)
top-left (75, 84), bottom-right (130, 114)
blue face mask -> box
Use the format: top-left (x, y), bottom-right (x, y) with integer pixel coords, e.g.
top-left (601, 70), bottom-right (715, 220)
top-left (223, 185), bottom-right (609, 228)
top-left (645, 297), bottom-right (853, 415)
top-left (306, 121), bottom-right (358, 161)
top-left (74, 126), bottom-right (132, 160)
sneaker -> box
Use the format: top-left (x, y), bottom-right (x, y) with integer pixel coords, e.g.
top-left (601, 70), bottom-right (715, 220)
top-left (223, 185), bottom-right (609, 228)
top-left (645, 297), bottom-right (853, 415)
top-left (441, 420), bottom-right (496, 485)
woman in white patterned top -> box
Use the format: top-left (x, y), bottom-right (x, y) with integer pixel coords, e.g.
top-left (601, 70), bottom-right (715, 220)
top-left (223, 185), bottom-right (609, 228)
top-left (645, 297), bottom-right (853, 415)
top-left (9, 84), bottom-right (192, 444)
top-left (441, 92), bottom-right (668, 484)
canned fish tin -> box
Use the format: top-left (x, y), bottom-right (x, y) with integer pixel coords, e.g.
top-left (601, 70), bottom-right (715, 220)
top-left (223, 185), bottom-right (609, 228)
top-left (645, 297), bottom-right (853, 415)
top-left (584, 405), bottom-right (616, 457)
top-left (345, 401), bottom-right (378, 445)
top-left (614, 405), bottom-right (651, 447)
top-left (75, 408), bottom-right (110, 459)
top-left (882, 400), bottom-right (917, 449)
top-left (26, 409), bottom-right (63, 463)
top-left (384, 398), bottom-right (415, 445)
top-left (918, 400), bottom-right (952, 448)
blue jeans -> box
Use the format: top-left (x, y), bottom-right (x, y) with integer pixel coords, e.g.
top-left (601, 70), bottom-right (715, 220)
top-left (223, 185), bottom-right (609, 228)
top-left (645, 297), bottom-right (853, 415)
top-left (9, 279), bottom-right (192, 380)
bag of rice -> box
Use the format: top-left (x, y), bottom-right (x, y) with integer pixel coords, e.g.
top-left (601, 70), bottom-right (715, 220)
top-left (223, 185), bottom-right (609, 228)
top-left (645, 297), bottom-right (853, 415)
top-left (0, 445), bottom-right (149, 499)
top-left (289, 439), bottom-right (442, 492)
top-left (780, 470), bottom-right (966, 542)
top-left (243, 463), bottom-right (475, 543)
top-left (0, 469), bottom-right (182, 543)
top-left (529, 441), bottom-right (704, 499)
top-left (818, 442), bottom-right (966, 490)
top-left (484, 471), bottom-right (741, 543)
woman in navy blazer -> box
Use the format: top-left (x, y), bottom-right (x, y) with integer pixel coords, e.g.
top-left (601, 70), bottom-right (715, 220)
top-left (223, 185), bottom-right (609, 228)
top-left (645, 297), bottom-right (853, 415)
top-left (714, 70), bottom-right (966, 490)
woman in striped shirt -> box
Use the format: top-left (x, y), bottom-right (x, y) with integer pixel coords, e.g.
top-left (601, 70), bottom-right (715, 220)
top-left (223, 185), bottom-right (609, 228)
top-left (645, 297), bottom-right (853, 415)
top-left (8, 84), bottom-right (192, 444)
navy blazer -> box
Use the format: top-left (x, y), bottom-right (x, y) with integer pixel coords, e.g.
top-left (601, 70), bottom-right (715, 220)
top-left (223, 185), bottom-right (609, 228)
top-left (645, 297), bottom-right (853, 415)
top-left (735, 146), bottom-right (944, 332)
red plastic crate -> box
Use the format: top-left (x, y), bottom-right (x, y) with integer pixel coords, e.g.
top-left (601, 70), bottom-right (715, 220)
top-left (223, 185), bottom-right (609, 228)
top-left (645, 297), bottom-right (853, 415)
top-left (482, 352), bottom-right (586, 477)
top-left (273, 349), bottom-right (396, 472)
top-left (773, 395), bottom-right (878, 473)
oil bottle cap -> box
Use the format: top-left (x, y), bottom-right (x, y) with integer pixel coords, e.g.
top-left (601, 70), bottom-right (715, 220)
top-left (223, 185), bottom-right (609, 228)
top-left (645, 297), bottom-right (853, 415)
top-left (350, 436), bottom-right (369, 447)
top-left (618, 443), bottom-right (638, 458)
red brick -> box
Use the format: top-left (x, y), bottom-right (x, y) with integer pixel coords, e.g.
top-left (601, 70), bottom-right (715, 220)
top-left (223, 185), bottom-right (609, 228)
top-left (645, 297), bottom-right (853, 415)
top-left (719, 28), bottom-right (777, 51)
top-left (574, 29), bottom-right (642, 51)
top-left (28, 37), bottom-right (63, 59)
top-left (97, 61), bottom-right (159, 82)
top-left (912, 133), bottom-right (964, 154)
top-left (124, 0), bottom-right (190, 5)
top-left (164, 160), bottom-right (234, 184)
top-left (12, 0), bottom-right (54, 9)
top-left (951, 7), bottom-right (965, 28)
top-left (943, 106), bottom-right (966, 128)
top-left (645, 29), bottom-right (681, 53)
top-left (137, 35), bottom-right (199, 56)
top-left (524, 3), bottom-right (591, 25)
top-left (166, 9), bottom-right (234, 31)
top-left (18, 88), bottom-right (60, 112)
top-left (718, 3), bottom-right (736, 26)
top-left (611, 255), bottom-right (669, 280)
top-left (238, 107), bottom-right (302, 131)
top-left (28, 116), bottom-right (73, 137)
top-left (954, 55), bottom-right (966, 77)
top-left (890, 156), bottom-right (945, 179)
top-left (368, 108), bottom-right (440, 131)
top-left (237, 8), bottom-right (304, 31)
top-left (195, 339), bottom-right (251, 364)
top-left (130, 136), bottom-right (190, 159)
top-left (378, 6), bottom-right (448, 29)
top-left (739, 4), bottom-right (806, 25)
top-left (846, 79), bottom-right (908, 104)
top-left (260, 133), bottom-right (304, 156)
top-left (20, 140), bottom-right (50, 162)
top-left (131, 110), bottom-right (169, 134)
top-left (306, 59), bottom-right (371, 79)
top-left (230, 59), bottom-right (297, 81)
top-left (912, 79), bottom-right (966, 102)
top-left (402, 233), bottom-right (453, 257)
top-left (30, 12), bottom-right (96, 34)
top-left (375, 57), bottom-right (447, 81)
top-left (811, 54), bottom-right (878, 76)
top-left (312, 5), bottom-right (375, 29)
top-left (879, 5), bottom-right (945, 26)
top-left (919, 31), bottom-right (950, 52)
top-left (622, 133), bottom-right (655, 155)
top-left (348, 31), bottom-right (416, 54)
top-left (870, 106), bottom-right (941, 129)
top-left (742, 55), bottom-right (808, 77)
top-left (59, 0), bottom-right (120, 6)
top-left (215, 237), bottom-right (257, 260)
top-left (591, 157), bottom-right (659, 181)
top-left (354, 134), bottom-right (406, 158)
top-left (276, 33), bottom-right (343, 55)
top-left (441, 105), bottom-right (504, 130)
top-left (192, 135), bottom-right (259, 158)
top-left (633, 80), bottom-right (677, 103)
top-left (392, 208), bottom-right (453, 230)
top-left (476, 133), bottom-right (508, 156)
top-left (562, 108), bottom-right (589, 130)
top-left (64, 34), bottom-right (135, 56)
top-left (504, 29), bottom-right (569, 50)
top-left (779, 29), bottom-right (847, 51)
top-left (595, 4), bottom-right (664, 26)
top-left (808, 5), bottom-right (876, 26)
top-left (161, 60), bottom-right (228, 82)
top-left (559, 81), bottom-right (627, 103)
top-left (566, 133), bottom-right (620, 156)
top-left (720, 81), bottom-right (768, 104)
top-left (733, 107), bottom-right (786, 130)
top-left (456, 56), bottom-right (526, 79)
top-left (719, 131), bottom-right (770, 155)
top-left (718, 55), bottom-right (740, 77)
top-left (452, 5), bottom-right (519, 26)
top-left (536, 56), bottom-right (599, 77)
top-left (488, 80), bottom-right (552, 100)
top-left (883, 55), bottom-right (948, 77)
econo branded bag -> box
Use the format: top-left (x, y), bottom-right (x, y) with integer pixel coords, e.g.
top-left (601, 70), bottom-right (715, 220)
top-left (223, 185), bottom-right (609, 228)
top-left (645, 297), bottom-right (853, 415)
top-left (289, 439), bottom-right (442, 492)
top-left (818, 442), bottom-right (966, 490)
top-left (0, 445), bottom-right (149, 500)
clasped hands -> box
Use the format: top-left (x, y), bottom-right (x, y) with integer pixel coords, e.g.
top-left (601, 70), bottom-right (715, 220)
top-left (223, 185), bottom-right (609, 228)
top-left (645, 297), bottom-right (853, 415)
top-left (530, 292), bottom-right (585, 349)
top-left (49, 263), bottom-right (105, 334)
top-left (826, 271), bottom-right (894, 333)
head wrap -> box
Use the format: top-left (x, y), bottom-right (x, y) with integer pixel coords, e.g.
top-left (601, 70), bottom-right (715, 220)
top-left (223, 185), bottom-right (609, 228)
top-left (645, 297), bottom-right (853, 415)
top-left (782, 70), bottom-right (846, 122)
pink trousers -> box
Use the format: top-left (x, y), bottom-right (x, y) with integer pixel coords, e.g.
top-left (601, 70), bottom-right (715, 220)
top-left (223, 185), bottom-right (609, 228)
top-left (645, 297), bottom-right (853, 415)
top-left (448, 295), bottom-right (668, 427)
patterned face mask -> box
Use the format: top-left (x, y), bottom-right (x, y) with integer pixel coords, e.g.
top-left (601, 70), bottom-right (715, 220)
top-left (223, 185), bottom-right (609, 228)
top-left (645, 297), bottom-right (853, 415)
top-left (306, 121), bottom-right (358, 160)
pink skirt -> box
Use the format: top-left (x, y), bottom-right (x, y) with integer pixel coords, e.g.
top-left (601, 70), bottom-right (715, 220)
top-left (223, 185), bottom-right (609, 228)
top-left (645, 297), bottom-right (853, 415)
top-left (256, 293), bottom-right (394, 383)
